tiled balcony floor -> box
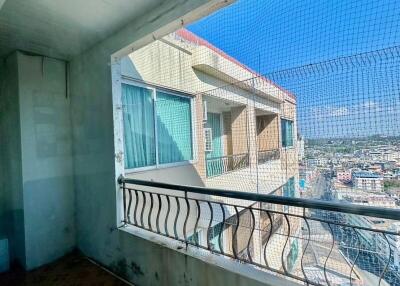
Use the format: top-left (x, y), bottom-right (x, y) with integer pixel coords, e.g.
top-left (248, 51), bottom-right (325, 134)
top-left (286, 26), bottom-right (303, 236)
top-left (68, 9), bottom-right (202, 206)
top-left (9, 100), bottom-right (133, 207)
top-left (0, 251), bottom-right (129, 286)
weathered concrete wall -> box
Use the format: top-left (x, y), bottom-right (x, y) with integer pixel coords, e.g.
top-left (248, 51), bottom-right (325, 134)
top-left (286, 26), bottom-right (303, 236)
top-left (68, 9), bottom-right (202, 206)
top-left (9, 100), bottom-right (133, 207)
top-left (103, 230), bottom-right (279, 286)
top-left (0, 52), bottom-right (25, 266)
top-left (16, 53), bottom-right (75, 270)
top-left (0, 58), bottom-right (6, 237)
top-left (0, 52), bottom-right (75, 270)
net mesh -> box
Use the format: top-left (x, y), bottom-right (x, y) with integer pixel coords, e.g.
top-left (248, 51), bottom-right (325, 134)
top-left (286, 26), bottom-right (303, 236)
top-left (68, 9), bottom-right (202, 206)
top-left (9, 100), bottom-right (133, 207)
top-left (119, 1), bottom-right (400, 285)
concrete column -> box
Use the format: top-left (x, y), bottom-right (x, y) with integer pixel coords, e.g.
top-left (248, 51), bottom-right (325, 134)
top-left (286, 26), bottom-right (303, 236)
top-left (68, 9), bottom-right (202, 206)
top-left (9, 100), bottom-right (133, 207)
top-left (230, 103), bottom-right (257, 179)
top-left (222, 112), bottom-right (233, 156)
top-left (195, 94), bottom-right (207, 179)
top-left (246, 103), bottom-right (258, 178)
top-left (230, 106), bottom-right (248, 155)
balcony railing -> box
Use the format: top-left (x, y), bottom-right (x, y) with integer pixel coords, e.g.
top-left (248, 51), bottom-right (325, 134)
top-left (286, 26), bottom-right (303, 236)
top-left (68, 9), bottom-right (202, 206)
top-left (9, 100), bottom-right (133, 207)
top-left (119, 176), bottom-right (400, 286)
top-left (258, 149), bottom-right (280, 164)
top-left (205, 153), bottom-right (249, 178)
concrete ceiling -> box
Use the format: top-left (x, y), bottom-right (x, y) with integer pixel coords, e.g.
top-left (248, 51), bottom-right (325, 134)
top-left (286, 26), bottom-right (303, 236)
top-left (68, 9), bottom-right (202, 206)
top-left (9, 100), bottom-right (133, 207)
top-left (0, 0), bottom-right (162, 60)
top-left (204, 95), bottom-right (243, 113)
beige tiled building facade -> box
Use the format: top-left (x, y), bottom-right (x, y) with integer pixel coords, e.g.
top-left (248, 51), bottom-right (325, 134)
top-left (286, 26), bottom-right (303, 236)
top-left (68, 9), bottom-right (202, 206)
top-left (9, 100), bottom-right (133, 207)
top-left (121, 29), bottom-right (298, 189)
top-left (117, 28), bottom-right (300, 270)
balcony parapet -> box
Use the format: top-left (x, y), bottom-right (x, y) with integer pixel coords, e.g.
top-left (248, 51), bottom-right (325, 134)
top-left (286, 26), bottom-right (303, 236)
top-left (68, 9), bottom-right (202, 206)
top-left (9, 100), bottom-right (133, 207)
top-left (258, 149), bottom-right (280, 165)
top-left (205, 153), bottom-right (249, 178)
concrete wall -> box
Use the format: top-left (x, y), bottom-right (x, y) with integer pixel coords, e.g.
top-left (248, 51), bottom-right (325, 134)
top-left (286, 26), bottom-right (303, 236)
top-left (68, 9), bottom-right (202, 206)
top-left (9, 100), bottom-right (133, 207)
top-left (282, 99), bottom-right (296, 120)
top-left (0, 57), bottom-right (6, 234)
top-left (231, 106), bottom-right (248, 154)
top-left (222, 112), bottom-right (233, 155)
top-left (0, 59), bottom-right (3, 236)
top-left (17, 53), bottom-right (75, 270)
top-left (257, 115), bottom-right (279, 151)
top-left (103, 230), bottom-right (282, 286)
top-left (0, 52), bottom-right (25, 266)
top-left (0, 52), bottom-right (75, 270)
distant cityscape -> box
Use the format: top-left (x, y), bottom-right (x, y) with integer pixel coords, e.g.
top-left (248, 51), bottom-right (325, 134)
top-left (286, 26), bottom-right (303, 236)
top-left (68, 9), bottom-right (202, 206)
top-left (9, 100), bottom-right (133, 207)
top-left (300, 135), bottom-right (400, 203)
top-left (298, 135), bottom-right (400, 282)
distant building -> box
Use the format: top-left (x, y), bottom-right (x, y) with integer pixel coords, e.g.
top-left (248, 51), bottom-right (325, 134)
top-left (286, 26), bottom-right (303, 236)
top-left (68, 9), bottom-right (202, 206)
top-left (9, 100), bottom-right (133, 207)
top-left (352, 171), bottom-right (383, 192)
top-left (307, 158), bottom-right (328, 168)
top-left (337, 170), bottom-right (352, 183)
top-left (335, 188), bottom-right (397, 208)
top-left (306, 159), bottom-right (318, 168)
top-left (383, 151), bottom-right (400, 161)
top-left (368, 163), bottom-right (384, 173)
top-left (297, 135), bottom-right (305, 161)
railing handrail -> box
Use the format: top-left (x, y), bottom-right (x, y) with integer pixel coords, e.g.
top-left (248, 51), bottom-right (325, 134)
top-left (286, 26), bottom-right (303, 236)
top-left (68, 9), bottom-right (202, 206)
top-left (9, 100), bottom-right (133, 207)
top-left (257, 149), bottom-right (280, 162)
top-left (206, 152), bottom-right (248, 161)
top-left (118, 176), bottom-right (400, 221)
top-left (258, 149), bottom-right (279, 153)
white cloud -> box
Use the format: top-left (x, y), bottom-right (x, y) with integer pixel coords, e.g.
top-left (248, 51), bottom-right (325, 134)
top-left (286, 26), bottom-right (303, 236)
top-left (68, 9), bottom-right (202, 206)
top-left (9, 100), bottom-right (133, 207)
top-left (359, 100), bottom-right (379, 110)
top-left (329, 107), bottom-right (349, 116)
top-left (312, 106), bottom-right (349, 119)
top-left (312, 100), bottom-right (381, 120)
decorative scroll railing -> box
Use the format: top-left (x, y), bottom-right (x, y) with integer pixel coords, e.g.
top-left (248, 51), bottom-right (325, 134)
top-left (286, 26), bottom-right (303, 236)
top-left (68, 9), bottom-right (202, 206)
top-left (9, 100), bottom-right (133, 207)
top-left (119, 177), bottom-right (400, 286)
top-left (205, 153), bottom-right (249, 178)
top-left (258, 149), bottom-right (280, 164)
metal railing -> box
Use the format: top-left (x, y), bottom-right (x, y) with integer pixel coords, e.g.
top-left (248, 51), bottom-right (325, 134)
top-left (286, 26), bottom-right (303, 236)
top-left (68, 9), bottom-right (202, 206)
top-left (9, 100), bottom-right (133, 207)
top-left (119, 176), bottom-right (400, 286)
top-left (258, 149), bottom-right (280, 164)
top-left (205, 153), bottom-right (249, 178)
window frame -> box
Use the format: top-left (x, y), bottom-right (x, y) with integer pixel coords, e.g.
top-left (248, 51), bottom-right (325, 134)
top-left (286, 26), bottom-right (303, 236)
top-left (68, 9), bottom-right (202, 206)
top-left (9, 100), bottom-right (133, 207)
top-left (121, 79), bottom-right (197, 174)
top-left (281, 117), bottom-right (294, 149)
top-left (204, 127), bottom-right (213, 152)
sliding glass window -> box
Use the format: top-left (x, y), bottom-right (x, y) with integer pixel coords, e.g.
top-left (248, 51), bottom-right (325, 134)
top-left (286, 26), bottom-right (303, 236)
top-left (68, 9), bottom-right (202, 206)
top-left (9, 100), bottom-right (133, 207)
top-left (122, 83), bottom-right (193, 170)
top-left (156, 91), bottom-right (193, 164)
top-left (281, 118), bottom-right (294, 147)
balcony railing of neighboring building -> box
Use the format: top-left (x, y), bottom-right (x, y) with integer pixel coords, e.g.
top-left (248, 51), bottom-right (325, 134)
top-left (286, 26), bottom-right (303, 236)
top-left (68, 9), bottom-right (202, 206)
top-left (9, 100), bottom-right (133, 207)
top-left (258, 149), bottom-right (280, 164)
top-left (205, 153), bottom-right (249, 178)
top-left (261, 212), bottom-right (284, 245)
top-left (119, 176), bottom-right (400, 286)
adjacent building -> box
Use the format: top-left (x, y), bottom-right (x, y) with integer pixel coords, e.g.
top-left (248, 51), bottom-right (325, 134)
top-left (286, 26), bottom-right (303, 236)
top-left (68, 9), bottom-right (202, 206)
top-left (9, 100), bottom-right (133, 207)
top-left (352, 171), bottom-right (383, 192)
top-left (118, 28), bottom-right (300, 271)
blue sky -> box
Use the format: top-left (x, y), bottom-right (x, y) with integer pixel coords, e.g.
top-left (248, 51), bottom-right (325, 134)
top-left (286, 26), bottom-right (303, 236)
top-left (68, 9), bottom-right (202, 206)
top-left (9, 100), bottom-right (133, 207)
top-left (188, 0), bottom-right (400, 139)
